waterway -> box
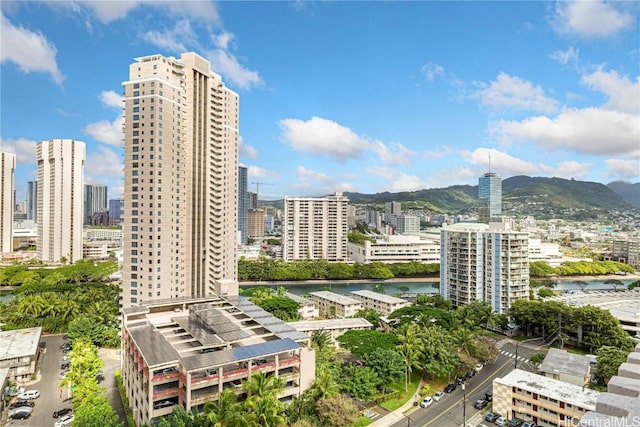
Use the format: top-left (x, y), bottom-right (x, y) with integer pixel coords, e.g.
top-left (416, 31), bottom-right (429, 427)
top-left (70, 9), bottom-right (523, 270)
top-left (240, 277), bottom-right (638, 297)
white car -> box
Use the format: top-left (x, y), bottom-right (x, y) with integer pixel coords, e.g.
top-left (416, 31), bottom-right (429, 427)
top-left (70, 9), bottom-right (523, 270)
top-left (495, 417), bottom-right (508, 427)
top-left (475, 363), bottom-right (484, 372)
top-left (433, 391), bottom-right (444, 401)
top-left (54, 415), bottom-right (75, 427)
top-left (16, 390), bottom-right (40, 400)
top-left (420, 396), bottom-right (434, 408)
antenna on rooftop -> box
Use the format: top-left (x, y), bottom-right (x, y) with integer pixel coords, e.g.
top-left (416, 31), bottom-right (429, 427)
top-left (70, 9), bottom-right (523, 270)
top-left (488, 151), bottom-right (492, 173)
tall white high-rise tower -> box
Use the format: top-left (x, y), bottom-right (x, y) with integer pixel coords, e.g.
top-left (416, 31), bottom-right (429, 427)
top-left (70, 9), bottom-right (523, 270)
top-left (0, 152), bottom-right (16, 253)
top-left (122, 52), bottom-right (239, 308)
top-left (36, 139), bottom-right (85, 262)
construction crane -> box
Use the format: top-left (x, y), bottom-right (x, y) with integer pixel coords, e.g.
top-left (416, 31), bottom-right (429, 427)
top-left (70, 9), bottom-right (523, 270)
top-left (251, 181), bottom-right (274, 204)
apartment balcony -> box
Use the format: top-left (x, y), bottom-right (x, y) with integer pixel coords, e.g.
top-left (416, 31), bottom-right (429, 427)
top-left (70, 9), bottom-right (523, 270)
top-left (151, 371), bottom-right (180, 383)
top-left (152, 386), bottom-right (179, 400)
top-left (190, 389), bottom-right (219, 406)
top-left (189, 373), bottom-right (220, 388)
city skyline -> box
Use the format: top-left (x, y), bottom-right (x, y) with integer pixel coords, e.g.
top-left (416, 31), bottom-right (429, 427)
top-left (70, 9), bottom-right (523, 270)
top-left (1, 1), bottom-right (639, 202)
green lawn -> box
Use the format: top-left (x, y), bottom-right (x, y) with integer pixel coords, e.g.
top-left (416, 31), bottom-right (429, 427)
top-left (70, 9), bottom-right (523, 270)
top-left (380, 373), bottom-right (421, 411)
top-left (354, 416), bottom-right (373, 427)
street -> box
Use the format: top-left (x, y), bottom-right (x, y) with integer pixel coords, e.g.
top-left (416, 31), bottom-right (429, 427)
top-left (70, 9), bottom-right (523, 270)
top-left (392, 338), bottom-right (543, 427)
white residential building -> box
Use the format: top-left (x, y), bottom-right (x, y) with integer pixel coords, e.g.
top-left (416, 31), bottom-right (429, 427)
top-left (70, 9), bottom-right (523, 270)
top-left (348, 234), bottom-right (440, 264)
top-left (36, 139), bottom-right (85, 263)
top-left (493, 369), bottom-right (599, 427)
top-left (350, 290), bottom-right (410, 316)
top-left (122, 53), bottom-right (239, 308)
top-left (286, 293), bottom-right (319, 320)
top-left (396, 214), bottom-right (420, 234)
top-left (282, 193), bottom-right (349, 262)
top-left (309, 291), bottom-right (362, 318)
top-left (440, 222), bottom-right (529, 314)
top-left (288, 318), bottom-right (373, 346)
top-left (0, 152), bottom-right (15, 253)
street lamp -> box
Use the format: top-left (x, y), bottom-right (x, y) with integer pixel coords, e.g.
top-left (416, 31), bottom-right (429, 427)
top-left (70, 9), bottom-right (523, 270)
top-left (462, 382), bottom-right (467, 427)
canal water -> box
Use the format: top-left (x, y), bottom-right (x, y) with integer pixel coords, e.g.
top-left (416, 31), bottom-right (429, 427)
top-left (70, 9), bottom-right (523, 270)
top-left (240, 277), bottom-right (638, 297)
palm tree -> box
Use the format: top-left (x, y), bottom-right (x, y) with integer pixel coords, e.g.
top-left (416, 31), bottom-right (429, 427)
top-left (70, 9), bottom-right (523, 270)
top-left (244, 395), bottom-right (287, 427)
top-left (395, 323), bottom-right (422, 392)
top-left (311, 367), bottom-right (340, 400)
top-left (202, 389), bottom-right (247, 427)
top-left (243, 371), bottom-right (284, 399)
top-left (310, 329), bottom-right (333, 352)
top-left (454, 328), bottom-right (478, 357)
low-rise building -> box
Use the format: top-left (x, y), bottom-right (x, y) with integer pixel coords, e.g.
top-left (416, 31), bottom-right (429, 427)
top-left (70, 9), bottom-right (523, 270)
top-left (121, 296), bottom-right (315, 427)
top-left (288, 318), bottom-right (373, 346)
top-left (286, 293), bottom-right (319, 320)
top-left (308, 291), bottom-right (362, 318)
top-left (539, 348), bottom-right (596, 387)
top-left (347, 234), bottom-right (440, 264)
top-left (349, 290), bottom-right (410, 316)
top-left (493, 369), bottom-right (599, 427)
top-left (0, 327), bottom-right (42, 382)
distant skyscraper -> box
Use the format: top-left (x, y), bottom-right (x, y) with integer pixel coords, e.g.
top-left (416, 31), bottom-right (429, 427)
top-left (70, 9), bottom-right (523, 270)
top-left (248, 208), bottom-right (264, 238)
top-left (1, 152), bottom-right (16, 253)
top-left (122, 52), bottom-right (239, 308)
top-left (36, 139), bottom-right (85, 262)
top-left (108, 198), bottom-right (124, 226)
top-left (478, 172), bottom-right (502, 223)
top-left (396, 214), bottom-right (420, 234)
top-left (282, 193), bottom-right (349, 261)
top-left (27, 181), bottom-right (37, 222)
top-left (238, 166), bottom-right (249, 244)
top-left (440, 222), bottom-right (529, 314)
top-left (248, 191), bottom-right (258, 209)
top-left (84, 184), bottom-right (108, 225)
top-left (385, 201), bottom-right (402, 223)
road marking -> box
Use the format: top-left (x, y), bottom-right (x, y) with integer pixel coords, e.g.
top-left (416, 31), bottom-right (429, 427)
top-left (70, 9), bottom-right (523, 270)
top-left (423, 357), bottom-right (513, 426)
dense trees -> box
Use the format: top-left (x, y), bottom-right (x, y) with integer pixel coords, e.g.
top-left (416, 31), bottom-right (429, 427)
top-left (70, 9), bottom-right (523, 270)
top-left (594, 346), bottom-right (629, 385)
top-left (336, 330), bottom-right (398, 358)
top-left (530, 260), bottom-right (634, 277)
top-left (243, 287), bottom-right (300, 322)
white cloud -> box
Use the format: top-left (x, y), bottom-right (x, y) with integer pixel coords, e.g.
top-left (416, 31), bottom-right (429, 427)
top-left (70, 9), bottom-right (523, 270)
top-left (0, 138), bottom-right (38, 164)
top-left (78, 1), bottom-right (220, 24)
top-left (100, 90), bottom-right (124, 109)
top-left (247, 165), bottom-right (280, 179)
top-left (473, 72), bottom-right (558, 114)
top-left (239, 140), bottom-right (258, 159)
top-left (366, 167), bottom-right (425, 192)
top-left (550, 46), bottom-right (579, 65)
top-left (291, 166), bottom-right (357, 195)
top-left (212, 31), bottom-right (235, 50)
top-left (581, 68), bottom-right (640, 114)
top-left (142, 20), bottom-right (195, 54)
top-left (278, 117), bottom-right (369, 161)
top-left (84, 115), bottom-right (124, 147)
top-left (85, 146), bottom-right (123, 178)
top-left (371, 141), bottom-right (414, 166)
top-left (490, 107), bottom-right (640, 157)
top-left (461, 148), bottom-right (539, 176)
top-left (605, 158), bottom-right (640, 181)
top-left (421, 62), bottom-right (444, 81)
top-left (538, 160), bottom-right (591, 180)
top-left (204, 48), bottom-right (263, 89)
top-left (0, 12), bottom-right (64, 84)
top-left (553, 0), bottom-right (635, 38)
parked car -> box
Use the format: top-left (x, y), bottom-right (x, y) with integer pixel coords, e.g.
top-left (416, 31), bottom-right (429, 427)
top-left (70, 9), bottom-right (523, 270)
top-left (59, 370), bottom-right (70, 379)
top-left (485, 391), bottom-right (493, 401)
top-left (16, 390), bottom-right (40, 400)
top-left (485, 412), bottom-right (500, 422)
top-left (475, 363), bottom-right (484, 372)
top-left (54, 414), bottom-right (75, 427)
top-left (8, 407), bottom-right (33, 419)
top-left (521, 422), bottom-right (537, 427)
top-left (509, 419), bottom-right (524, 427)
top-left (60, 362), bottom-right (70, 370)
top-left (444, 383), bottom-right (457, 393)
top-left (420, 397), bottom-right (434, 408)
top-left (495, 417), bottom-right (508, 427)
top-left (433, 391), bottom-right (444, 402)
top-left (455, 376), bottom-right (465, 385)
top-left (466, 369), bottom-right (476, 379)
top-left (9, 400), bottom-right (35, 409)
top-left (474, 399), bottom-right (488, 409)
top-left (153, 400), bottom-right (175, 409)
top-left (53, 408), bottom-right (73, 418)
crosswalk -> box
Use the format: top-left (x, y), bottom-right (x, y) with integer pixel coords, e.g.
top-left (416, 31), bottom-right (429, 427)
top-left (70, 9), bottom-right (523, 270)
top-left (499, 350), bottom-right (529, 363)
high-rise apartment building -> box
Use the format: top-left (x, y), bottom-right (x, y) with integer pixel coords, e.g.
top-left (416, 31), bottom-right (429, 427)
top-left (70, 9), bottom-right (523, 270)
top-left (478, 172), bottom-right (502, 223)
top-left (84, 184), bottom-right (108, 225)
top-left (0, 152), bottom-right (16, 253)
top-left (396, 214), bottom-right (420, 234)
top-left (385, 201), bottom-right (402, 223)
top-left (247, 208), bottom-right (264, 239)
top-left (27, 180), bottom-right (37, 221)
top-left (248, 191), bottom-right (258, 209)
top-left (36, 139), bottom-right (85, 262)
top-left (282, 192), bottom-right (349, 262)
top-left (122, 52), bottom-right (239, 308)
top-left (238, 166), bottom-right (248, 244)
top-left (108, 198), bottom-right (124, 226)
top-left (440, 222), bottom-right (529, 314)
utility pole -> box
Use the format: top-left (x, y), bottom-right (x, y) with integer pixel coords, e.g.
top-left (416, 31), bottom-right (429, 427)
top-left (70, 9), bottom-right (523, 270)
top-left (515, 342), bottom-right (518, 369)
top-left (462, 382), bottom-right (466, 427)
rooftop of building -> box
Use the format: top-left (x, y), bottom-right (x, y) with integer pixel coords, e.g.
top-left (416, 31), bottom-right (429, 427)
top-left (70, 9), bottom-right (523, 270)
top-left (123, 296), bottom-right (310, 370)
top-left (539, 348), bottom-right (595, 378)
top-left (288, 318), bottom-right (373, 331)
top-left (308, 291), bottom-right (361, 306)
top-left (285, 292), bottom-right (313, 305)
top-left (350, 290), bottom-right (410, 305)
top-left (495, 369), bottom-right (599, 410)
top-left (544, 290), bottom-right (640, 324)
top-left (0, 327), bottom-right (42, 361)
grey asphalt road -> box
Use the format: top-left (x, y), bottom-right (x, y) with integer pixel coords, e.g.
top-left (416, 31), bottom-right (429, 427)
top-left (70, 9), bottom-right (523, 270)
top-left (392, 339), bottom-right (545, 427)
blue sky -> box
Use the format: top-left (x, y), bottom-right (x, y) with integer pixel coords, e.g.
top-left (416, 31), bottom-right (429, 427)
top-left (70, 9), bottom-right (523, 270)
top-left (1, 1), bottom-right (639, 202)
